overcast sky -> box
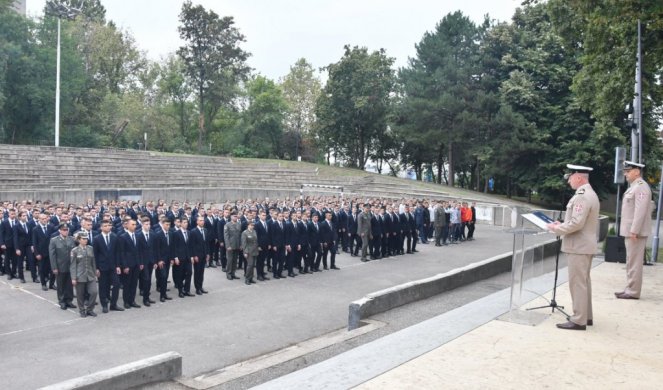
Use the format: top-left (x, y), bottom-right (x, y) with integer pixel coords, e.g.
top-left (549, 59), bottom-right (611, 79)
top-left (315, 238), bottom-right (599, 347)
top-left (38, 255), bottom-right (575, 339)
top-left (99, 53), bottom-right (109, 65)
top-left (27, 0), bottom-right (522, 80)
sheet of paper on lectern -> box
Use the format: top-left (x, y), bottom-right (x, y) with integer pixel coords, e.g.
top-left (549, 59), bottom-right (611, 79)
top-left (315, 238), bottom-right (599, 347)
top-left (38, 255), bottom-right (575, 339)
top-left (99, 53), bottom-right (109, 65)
top-left (522, 212), bottom-right (555, 231)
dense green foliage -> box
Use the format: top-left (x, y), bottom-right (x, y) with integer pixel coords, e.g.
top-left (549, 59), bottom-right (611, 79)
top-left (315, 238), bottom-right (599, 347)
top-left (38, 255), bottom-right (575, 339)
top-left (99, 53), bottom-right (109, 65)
top-left (1, 1), bottom-right (661, 205)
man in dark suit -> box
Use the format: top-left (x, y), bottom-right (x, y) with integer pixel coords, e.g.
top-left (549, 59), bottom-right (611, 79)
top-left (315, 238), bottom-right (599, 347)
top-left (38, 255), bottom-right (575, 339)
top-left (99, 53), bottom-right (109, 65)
top-left (381, 207), bottom-right (392, 258)
top-left (0, 209), bottom-right (17, 278)
top-left (137, 217), bottom-right (157, 307)
top-left (13, 211), bottom-right (32, 283)
top-left (118, 218), bottom-right (143, 308)
top-left (320, 211), bottom-right (340, 270)
top-left (190, 216), bottom-right (210, 295)
top-left (204, 210), bottom-right (218, 268)
top-left (408, 207), bottom-right (418, 253)
top-left (308, 213), bottom-right (323, 271)
top-left (339, 205), bottom-right (350, 252)
top-left (94, 220), bottom-right (123, 313)
top-left (32, 213), bottom-right (55, 290)
top-left (172, 218), bottom-right (194, 297)
top-left (269, 212), bottom-right (286, 278)
top-left (254, 211), bottom-right (271, 281)
top-left (153, 217), bottom-right (173, 302)
top-left (216, 209), bottom-right (229, 271)
top-left (284, 213), bottom-right (299, 278)
top-left (296, 213), bottom-right (309, 273)
top-left (370, 210), bottom-right (382, 260)
top-left (400, 206), bottom-right (413, 254)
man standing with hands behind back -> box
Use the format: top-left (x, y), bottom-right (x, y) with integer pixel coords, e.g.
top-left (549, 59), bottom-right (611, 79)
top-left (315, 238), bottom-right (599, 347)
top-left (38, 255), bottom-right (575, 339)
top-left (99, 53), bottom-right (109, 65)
top-left (547, 164), bottom-right (599, 331)
top-left (616, 161), bottom-right (652, 300)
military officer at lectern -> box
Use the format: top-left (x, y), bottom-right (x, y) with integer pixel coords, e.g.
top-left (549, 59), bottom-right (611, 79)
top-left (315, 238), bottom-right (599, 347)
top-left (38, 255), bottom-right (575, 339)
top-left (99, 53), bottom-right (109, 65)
top-left (547, 164), bottom-right (600, 331)
top-left (616, 161), bottom-right (652, 300)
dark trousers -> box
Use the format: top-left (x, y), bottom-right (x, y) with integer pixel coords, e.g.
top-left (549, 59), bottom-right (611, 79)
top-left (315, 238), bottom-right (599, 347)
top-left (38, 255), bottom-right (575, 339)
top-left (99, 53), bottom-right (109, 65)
top-left (350, 234), bottom-right (360, 255)
top-left (381, 235), bottom-right (389, 257)
top-left (467, 222), bottom-right (475, 239)
top-left (38, 256), bottom-right (55, 286)
top-left (142, 264), bottom-right (154, 302)
top-left (98, 269), bottom-right (120, 308)
top-left (411, 231), bottom-right (418, 251)
top-left (209, 241), bottom-right (219, 264)
top-left (418, 224), bottom-right (426, 243)
top-left (174, 260), bottom-right (192, 292)
top-left (156, 262), bottom-right (170, 298)
top-left (272, 246), bottom-right (284, 276)
top-left (301, 245), bottom-right (311, 270)
top-left (219, 243), bottom-right (227, 268)
top-left (121, 265), bottom-right (140, 305)
top-left (193, 259), bottom-right (205, 291)
top-left (257, 246), bottom-right (268, 277)
top-left (285, 248), bottom-right (295, 274)
top-left (55, 271), bottom-right (74, 305)
top-left (2, 248), bottom-right (15, 274)
top-left (371, 235), bottom-right (381, 258)
top-left (311, 244), bottom-right (323, 270)
top-left (322, 242), bottom-right (336, 268)
top-left (14, 246), bottom-right (29, 279)
top-left (341, 230), bottom-right (349, 251)
top-left (402, 231), bottom-right (412, 253)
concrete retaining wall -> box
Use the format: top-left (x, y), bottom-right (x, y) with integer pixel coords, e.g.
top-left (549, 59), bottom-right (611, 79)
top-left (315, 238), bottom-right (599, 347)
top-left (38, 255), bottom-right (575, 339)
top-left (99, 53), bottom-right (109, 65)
top-left (38, 351), bottom-right (182, 390)
top-left (348, 239), bottom-right (559, 330)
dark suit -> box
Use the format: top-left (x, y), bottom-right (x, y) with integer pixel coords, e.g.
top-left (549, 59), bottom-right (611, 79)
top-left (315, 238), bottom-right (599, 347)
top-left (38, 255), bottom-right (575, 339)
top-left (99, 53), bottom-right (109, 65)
top-left (13, 221), bottom-right (32, 280)
top-left (370, 215), bottom-right (382, 259)
top-left (269, 220), bottom-right (286, 277)
top-left (216, 218), bottom-right (228, 269)
top-left (137, 230), bottom-right (157, 303)
top-left (308, 221), bottom-right (323, 271)
top-left (153, 227), bottom-right (173, 299)
top-left (255, 219), bottom-right (270, 278)
top-left (118, 231), bottom-right (142, 306)
top-left (94, 232), bottom-right (121, 308)
top-left (189, 227), bottom-right (210, 292)
top-left (32, 223), bottom-right (55, 287)
top-left (320, 219), bottom-right (337, 269)
top-left (204, 216), bottom-right (218, 266)
top-left (172, 229), bottom-right (193, 294)
top-left (0, 219), bottom-right (17, 276)
top-left (296, 220), bottom-right (309, 271)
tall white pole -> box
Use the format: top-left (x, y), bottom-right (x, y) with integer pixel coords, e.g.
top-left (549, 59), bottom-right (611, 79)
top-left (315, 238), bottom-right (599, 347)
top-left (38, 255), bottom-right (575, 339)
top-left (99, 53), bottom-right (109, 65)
top-left (636, 20), bottom-right (643, 164)
top-left (55, 17), bottom-right (61, 147)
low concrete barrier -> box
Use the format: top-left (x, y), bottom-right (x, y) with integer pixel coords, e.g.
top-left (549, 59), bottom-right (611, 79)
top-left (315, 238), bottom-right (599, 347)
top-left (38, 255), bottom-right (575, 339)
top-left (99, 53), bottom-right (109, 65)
top-left (38, 351), bottom-right (182, 390)
top-left (348, 239), bottom-right (559, 330)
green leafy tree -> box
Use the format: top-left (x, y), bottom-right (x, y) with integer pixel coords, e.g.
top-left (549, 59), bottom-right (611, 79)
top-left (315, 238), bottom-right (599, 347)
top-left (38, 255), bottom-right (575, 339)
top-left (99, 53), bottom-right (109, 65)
top-left (241, 75), bottom-right (287, 158)
top-left (280, 58), bottom-right (321, 161)
top-left (316, 45), bottom-right (395, 169)
top-left (177, 0), bottom-right (250, 152)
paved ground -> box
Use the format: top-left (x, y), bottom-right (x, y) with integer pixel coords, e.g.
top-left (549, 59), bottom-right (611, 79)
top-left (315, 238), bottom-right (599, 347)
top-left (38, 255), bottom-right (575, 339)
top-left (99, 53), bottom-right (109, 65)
top-left (256, 260), bottom-right (662, 390)
top-left (0, 225), bottom-right (552, 389)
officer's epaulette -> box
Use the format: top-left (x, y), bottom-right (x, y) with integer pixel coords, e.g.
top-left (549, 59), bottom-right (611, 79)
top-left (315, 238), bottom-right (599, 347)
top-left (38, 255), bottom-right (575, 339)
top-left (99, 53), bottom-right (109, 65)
top-left (637, 180), bottom-right (645, 185)
top-left (577, 189), bottom-right (585, 195)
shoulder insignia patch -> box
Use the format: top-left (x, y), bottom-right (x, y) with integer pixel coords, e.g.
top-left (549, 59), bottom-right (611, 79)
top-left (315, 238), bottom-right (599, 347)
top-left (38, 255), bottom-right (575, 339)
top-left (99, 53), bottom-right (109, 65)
top-left (638, 192), bottom-right (646, 200)
top-left (637, 180), bottom-right (645, 185)
top-left (574, 203), bottom-right (583, 214)
top-left (577, 189), bottom-right (585, 195)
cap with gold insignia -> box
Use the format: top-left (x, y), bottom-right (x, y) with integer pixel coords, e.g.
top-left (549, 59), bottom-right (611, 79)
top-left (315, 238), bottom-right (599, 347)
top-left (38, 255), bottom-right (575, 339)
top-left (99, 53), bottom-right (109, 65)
top-left (623, 160), bottom-right (645, 170)
top-left (75, 231), bottom-right (89, 240)
top-left (564, 164), bottom-right (593, 180)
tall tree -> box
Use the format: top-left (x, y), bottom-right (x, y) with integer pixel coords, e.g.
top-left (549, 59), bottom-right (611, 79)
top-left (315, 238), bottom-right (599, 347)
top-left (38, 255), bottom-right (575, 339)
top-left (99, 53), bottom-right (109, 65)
top-left (397, 11), bottom-right (480, 186)
top-left (242, 75), bottom-right (287, 158)
top-left (280, 58), bottom-right (321, 160)
top-left (177, 0), bottom-right (250, 152)
top-left (316, 45), bottom-right (395, 169)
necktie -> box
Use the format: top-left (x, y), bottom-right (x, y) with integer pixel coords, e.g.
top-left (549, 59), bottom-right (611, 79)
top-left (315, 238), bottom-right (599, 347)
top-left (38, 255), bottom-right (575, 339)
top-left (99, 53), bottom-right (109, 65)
top-left (145, 232), bottom-right (149, 242)
top-left (165, 231), bottom-right (169, 246)
top-left (105, 234), bottom-right (109, 247)
top-left (183, 231), bottom-right (187, 243)
top-left (131, 233), bottom-right (136, 245)
top-left (279, 222), bottom-right (282, 230)
top-left (263, 221), bottom-right (267, 231)
top-left (200, 228), bottom-right (205, 241)
top-left (23, 223), bottom-right (27, 233)
top-left (42, 225), bottom-right (46, 234)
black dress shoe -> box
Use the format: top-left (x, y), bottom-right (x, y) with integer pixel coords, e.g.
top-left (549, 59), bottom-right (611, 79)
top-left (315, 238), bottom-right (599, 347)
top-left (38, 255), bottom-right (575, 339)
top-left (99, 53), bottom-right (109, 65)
top-left (66, 303), bottom-right (77, 309)
top-left (179, 292), bottom-right (185, 298)
top-left (130, 303), bottom-right (141, 308)
top-left (160, 297), bottom-right (166, 302)
top-left (210, 263), bottom-right (217, 268)
top-left (185, 292), bottom-right (195, 297)
top-left (41, 285), bottom-right (48, 291)
top-left (245, 279), bottom-right (251, 285)
top-left (249, 279), bottom-right (256, 284)
top-left (556, 321), bottom-right (586, 330)
top-left (273, 275), bottom-right (280, 279)
top-left (227, 275), bottom-right (233, 280)
top-left (110, 305), bottom-right (124, 311)
top-left (86, 311), bottom-right (97, 317)
top-left (323, 266), bottom-right (329, 270)
top-left (80, 312), bottom-right (87, 318)
top-left (33, 278), bottom-right (38, 283)
top-left (124, 303), bottom-right (131, 309)
top-left (49, 285), bottom-right (56, 290)
top-left (60, 303), bottom-right (67, 310)
top-left (257, 276), bottom-right (265, 281)
top-left (201, 289), bottom-right (208, 294)
top-left (288, 273), bottom-right (296, 277)
top-left (148, 299), bottom-right (156, 303)
top-left (196, 290), bottom-right (202, 295)
top-left (222, 267), bottom-right (227, 272)
top-left (587, 319), bottom-right (593, 326)
top-left (102, 306), bottom-right (109, 313)
top-left (331, 266), bottom-right (340, 270)
top-left (164, 295), bottom-right (173, 300)
top-left (143, 301), bottom-right (151, 307)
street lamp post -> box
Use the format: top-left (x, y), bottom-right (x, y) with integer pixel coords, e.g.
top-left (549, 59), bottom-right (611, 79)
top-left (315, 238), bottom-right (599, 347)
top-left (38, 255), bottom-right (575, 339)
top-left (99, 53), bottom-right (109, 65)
top-left (45, 1), bottom-right (83, 147)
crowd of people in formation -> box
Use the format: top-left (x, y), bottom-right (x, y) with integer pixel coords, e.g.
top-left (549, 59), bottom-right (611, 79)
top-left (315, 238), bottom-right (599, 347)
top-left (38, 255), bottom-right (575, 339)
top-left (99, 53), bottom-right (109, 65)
top-left (0, 196), bottom-right (478, 317)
